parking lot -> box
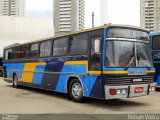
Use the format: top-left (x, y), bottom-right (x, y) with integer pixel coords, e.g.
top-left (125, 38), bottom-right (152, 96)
top-left (0, 77), bottom-right (160, 114)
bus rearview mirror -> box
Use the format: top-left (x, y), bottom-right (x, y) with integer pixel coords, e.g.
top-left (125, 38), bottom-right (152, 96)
top-left (94, 39), bottom-right (100, 53)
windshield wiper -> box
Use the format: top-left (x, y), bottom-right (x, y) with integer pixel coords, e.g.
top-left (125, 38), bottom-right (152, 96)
top-left (139, 57), bottom-right (149, 67)
top-left (136, 48), bottom-right (149, 67)
top-left (127, 57), bottom-right (135, 67)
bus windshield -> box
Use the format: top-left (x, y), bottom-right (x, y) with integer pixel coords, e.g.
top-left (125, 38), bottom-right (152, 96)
top-left (106, 29), bottom-right (153, 68)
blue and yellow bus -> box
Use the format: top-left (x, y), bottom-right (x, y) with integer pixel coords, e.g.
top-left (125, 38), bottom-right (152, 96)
top-left (3, 25), bottom-right (156, 102)
top-left (150, 32), bottom-right (160, 87)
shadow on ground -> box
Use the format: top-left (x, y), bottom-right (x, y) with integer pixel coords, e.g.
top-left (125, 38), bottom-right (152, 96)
top-left (5, 84), bottom-right (148, 110)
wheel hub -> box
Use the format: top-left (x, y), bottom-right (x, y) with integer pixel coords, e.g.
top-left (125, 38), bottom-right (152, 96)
top-left (72, 83), bottom-right (82, 98)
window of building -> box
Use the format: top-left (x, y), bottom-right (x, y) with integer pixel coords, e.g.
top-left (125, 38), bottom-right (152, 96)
top-left (40, 40), bottom-right (52, 57)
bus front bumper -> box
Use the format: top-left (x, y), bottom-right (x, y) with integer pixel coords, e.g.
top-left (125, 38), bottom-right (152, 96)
top-left (105, 83), bottom-right (156, 100)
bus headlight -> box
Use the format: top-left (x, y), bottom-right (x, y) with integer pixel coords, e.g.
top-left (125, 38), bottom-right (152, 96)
top-left (109, 88), bottom-right (128, 96)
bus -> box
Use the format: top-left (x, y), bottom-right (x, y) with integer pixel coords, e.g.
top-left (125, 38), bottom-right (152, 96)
top-left (150, 32), bottom-right (160, 87)
top-left (3, 24), bottom-right (156, 103)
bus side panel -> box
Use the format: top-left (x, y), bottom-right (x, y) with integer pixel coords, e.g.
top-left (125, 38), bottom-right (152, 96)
top-left (4, 59), bottom-right (104, 99)
top-left (40, 61), bottom-right (64, 90)
top-left (89, 75), bottom-right (104, 99)
top-left (55, 57), bottom-right (91, 97)
top-left (153, 63), bottom-right (160, 86)
top-left (55, 64), bottom-right (87, 92)
top-left (3, 63), bottom-right (25, 82)
top-left (32, 65), bottom-right (46, 85)
top-left (152, 50), bottom-right (160, 87)
top-left (55, 63), bottom-right (103, 99)
top-left (31, 56), bottom-right (91, 97)
top-left (20, 62), bottom-right (46, 84)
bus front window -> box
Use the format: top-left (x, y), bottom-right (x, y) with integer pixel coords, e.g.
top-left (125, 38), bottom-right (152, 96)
top-left (136, 42), bottom-right (152, 67)
top-left (107, 41), bottom-right (135, 67)
top-left (106, 28), bottom-right (153, 68)
top-left (106, 40), bottom-right (152, 67)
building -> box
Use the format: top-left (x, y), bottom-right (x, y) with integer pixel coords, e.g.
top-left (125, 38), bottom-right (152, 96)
top-left (53, 0), bottom-right (85, 35)
top-left (140, 0), bottom-right (160, 31)
top-left (0, 0), bottom-right (25, 16)
top-left (100, 0), bottom-right (108, 25)
top-left (0, 16), bottom-right (54, 54)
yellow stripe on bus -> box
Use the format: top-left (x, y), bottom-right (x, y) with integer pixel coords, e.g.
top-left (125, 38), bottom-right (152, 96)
top-left (65, 61), bottom-right (89, 73)
top-left (147, 70), bottom-right (155, 74)
top-left (4, 78), bottom-right (12, 81)
top-left (20, 62), bottom-right (46, 83)
top-left (65, 61), bottom-right (88, 65)
top-left (88, 71), bottom-right (102, 75)
top-left (103, 71), bottom-right (128, 75)
top-left (64, 60), bottom-right (155, 75)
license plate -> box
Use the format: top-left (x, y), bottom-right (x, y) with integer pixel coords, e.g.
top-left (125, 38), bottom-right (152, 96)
top-left (135, 87), bottom-right (143, 93)
top-left (128, 71), bottom-right (147, 75)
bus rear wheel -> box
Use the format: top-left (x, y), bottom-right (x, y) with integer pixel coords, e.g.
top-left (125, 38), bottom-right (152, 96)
top-left (13, 74), bottom-right (19, 88)
top-left (68, 79), bottom-right (85, 103)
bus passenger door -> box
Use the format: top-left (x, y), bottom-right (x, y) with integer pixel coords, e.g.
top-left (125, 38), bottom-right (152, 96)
top-left (90, 37), bottom-right (101, 70)
top-left (89, 37), bottom-right (103, 99)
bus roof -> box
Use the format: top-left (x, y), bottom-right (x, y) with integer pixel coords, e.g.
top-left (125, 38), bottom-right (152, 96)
top-left (150, 31), bottom-right (160, 36)
top-left (4, 24), bottom-right (148, 49)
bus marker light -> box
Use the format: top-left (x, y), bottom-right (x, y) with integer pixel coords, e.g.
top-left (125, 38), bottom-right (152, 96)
top-left (149, 86), bottom-right (155, 92)
top-left (152, 86), bottom-right (155, 91)
top-left (122, 89), bottom-right (127, 95)
top-left (109, 89), bottom-right (116, 96)
top-left (82, 75), bottom-right (85, 79)
top-left (116, 89), bottom-right (121, 95)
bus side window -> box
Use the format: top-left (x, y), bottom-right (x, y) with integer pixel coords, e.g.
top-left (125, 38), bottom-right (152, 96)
top-left (69, 36), bottom-right (78, 55)
top-left (40, 40), bottom-right (52, 57)
top-left (69, 33), bottom-right (88, 55)
top-left (90, 37), bottom-right (101, 70)
top-left (20, 45), bottom-right (29, 58)
top-left (12, 47), bottom-right (20, 59)
top-left (152, 36), bottom-right (160, 50)
top-left (28, 43), bottom-right (39, 58)
top-left (53, 37), bottom-right (68, 56)
top-left (5, 49), bottom-right (12, 60)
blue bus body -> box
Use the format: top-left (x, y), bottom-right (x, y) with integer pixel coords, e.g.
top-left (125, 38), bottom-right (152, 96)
top-left (3, 25), bottom-right (156, 102)
top-left (150, 32), bottom-right (160, 87)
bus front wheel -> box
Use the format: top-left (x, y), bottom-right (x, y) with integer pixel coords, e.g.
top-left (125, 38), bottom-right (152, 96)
top-left (68, 79), bottom-right (85, 103)
top-left (13, 74), bottom-right (19, 88)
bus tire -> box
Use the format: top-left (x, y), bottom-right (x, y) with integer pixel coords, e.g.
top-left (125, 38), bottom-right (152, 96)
top-left (68, 78), bottom-right (85, 103)
top-left (13, 74), bottom-right (19, 88)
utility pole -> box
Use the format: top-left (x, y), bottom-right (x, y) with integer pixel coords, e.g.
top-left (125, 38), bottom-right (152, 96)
top-left (92, 12), bottom-right (94, 28)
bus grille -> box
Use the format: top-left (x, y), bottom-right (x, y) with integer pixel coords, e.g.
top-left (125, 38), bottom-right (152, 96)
top-left (105, 76), bottom-right (154, 86)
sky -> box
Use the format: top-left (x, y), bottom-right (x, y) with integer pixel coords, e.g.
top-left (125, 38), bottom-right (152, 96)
top-left (26, 0), bottom-right (140, 29)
